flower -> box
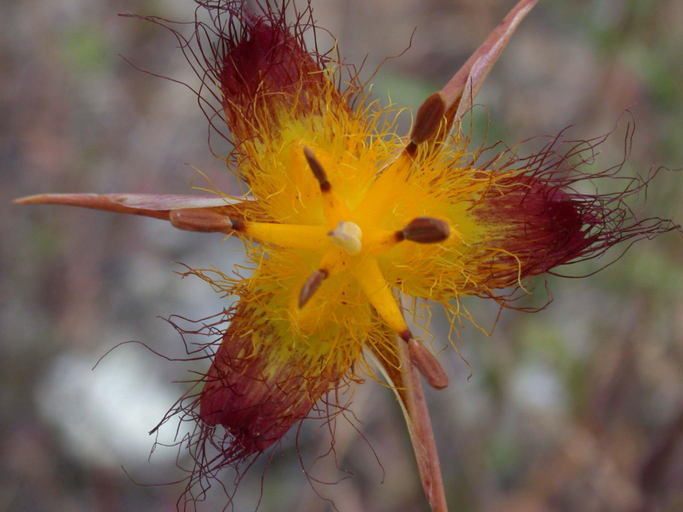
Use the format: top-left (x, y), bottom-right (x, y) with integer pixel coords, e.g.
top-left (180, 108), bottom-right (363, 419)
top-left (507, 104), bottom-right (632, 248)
top-left (15, 0), bottom-right (680, 509)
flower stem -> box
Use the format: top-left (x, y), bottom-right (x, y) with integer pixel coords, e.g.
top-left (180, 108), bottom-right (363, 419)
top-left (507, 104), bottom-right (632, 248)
top-left (397, 337), bottom-right (449, 512)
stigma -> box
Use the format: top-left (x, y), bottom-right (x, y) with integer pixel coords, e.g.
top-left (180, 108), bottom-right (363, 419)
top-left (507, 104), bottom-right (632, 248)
top-left (328, 221), bottom-right (363, 255)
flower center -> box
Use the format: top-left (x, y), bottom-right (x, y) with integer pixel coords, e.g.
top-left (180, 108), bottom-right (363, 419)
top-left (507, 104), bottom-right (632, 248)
top-left (328, 221), bottom-right (363, 255)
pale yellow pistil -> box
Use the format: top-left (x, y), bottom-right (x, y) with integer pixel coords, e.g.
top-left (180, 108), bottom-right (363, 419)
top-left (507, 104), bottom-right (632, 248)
top-left (328, 221), bottom-right (363, 255)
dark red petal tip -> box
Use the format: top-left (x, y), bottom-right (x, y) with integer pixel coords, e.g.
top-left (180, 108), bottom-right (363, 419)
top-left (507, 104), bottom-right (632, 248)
top-left (198, 319), bottom-right (342, 459)
top-left (218, 12), bottom-right (329, 140)
top-left (471, 128), bottom-right (681, 288)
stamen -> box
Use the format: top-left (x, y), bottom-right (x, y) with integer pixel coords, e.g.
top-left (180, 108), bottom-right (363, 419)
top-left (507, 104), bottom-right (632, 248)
top-left (169, 208), bottom-right (237, 233)
top-left (364, 217), bottom-right (451, 254)
top-left (359, 93), bottom-right (447, 216)
top-left (410, 92), bottom-right (447, 145)
top-left (243, 222), bottom-right (330, 250)
top-left (328, 221), bottom-right (363, 255)
top-left (302, 146), bottom-right (351, 224)
top-left (354, 256), bottom-right (407, 334)
top-left (303, 146), bottom-right (331, 192)
top-left (363, 229), bottom-right (404, 254)
top-left (171, 214), bottom-right (330, 250)
top-left (399, 217), bottom-right (450, 243)
top-left (356, 260), bottom-right (448, 389)
top-left (406, 337), bottom-right (449, 390)
top-left (298, 269), bottom-right (329, 308)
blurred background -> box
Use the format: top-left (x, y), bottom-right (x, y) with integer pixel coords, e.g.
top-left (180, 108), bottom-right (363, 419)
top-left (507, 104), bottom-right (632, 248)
top-left (2, 1), bottom-right (682, 511)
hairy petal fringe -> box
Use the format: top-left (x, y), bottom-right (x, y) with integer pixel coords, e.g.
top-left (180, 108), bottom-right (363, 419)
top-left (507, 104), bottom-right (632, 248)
top-left (199, 317), bottom-right (344, 458)
top-left (471, 130), bottom-right (681, 283)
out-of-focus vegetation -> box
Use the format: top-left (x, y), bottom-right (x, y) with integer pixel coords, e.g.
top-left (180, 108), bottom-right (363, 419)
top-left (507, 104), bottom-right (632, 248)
top-left (2, 1), bottom-right (681, 511)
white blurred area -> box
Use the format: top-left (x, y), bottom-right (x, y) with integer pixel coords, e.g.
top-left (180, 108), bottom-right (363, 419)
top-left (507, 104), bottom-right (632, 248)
top-left (33, 233), bottom-right (246, 472)
top-left (35, 349), bottom-right (191, 470)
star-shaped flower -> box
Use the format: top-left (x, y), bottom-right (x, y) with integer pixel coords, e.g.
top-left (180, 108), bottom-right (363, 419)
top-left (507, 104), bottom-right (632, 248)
top-left (15, 1), bottom-right (680, 510)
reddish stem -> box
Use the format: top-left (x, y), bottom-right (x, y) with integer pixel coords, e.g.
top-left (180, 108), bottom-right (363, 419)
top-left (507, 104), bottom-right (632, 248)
top-left (397, 337), bottom-right (449, 512)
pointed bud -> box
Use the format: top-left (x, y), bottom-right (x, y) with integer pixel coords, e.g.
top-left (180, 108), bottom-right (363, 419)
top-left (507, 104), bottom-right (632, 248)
top-left (400, 217), bottom-right (450, 244)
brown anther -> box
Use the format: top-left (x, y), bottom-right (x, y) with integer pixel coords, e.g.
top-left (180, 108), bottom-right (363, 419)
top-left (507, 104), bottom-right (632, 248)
top-left (303, 146), bottom-right (331, 192)
top-left (406, 337), bottom-right (449, 390)
top-left (401, 217), bottom-right (450, 243)
top-left (298, 269), bottom-right (329, 308)
top-left (404, 141), bottom-right (418, 158)
top-left (399, 329), bottom-right (413, 342)
top-left (410, 92), bottom-right (447, 145)
top-left (229, 217), bottom-right (245, 232)
top-left (169, 208), bottom-right (235, 233)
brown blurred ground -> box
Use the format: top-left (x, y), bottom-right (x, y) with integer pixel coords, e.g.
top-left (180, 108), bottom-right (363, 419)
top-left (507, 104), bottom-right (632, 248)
top-left (2, 1), bottom-right (682, 511)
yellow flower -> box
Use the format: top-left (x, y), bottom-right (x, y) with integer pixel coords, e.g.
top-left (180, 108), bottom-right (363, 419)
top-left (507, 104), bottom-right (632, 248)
top-left (15, 0), bottom-right (680, 508)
